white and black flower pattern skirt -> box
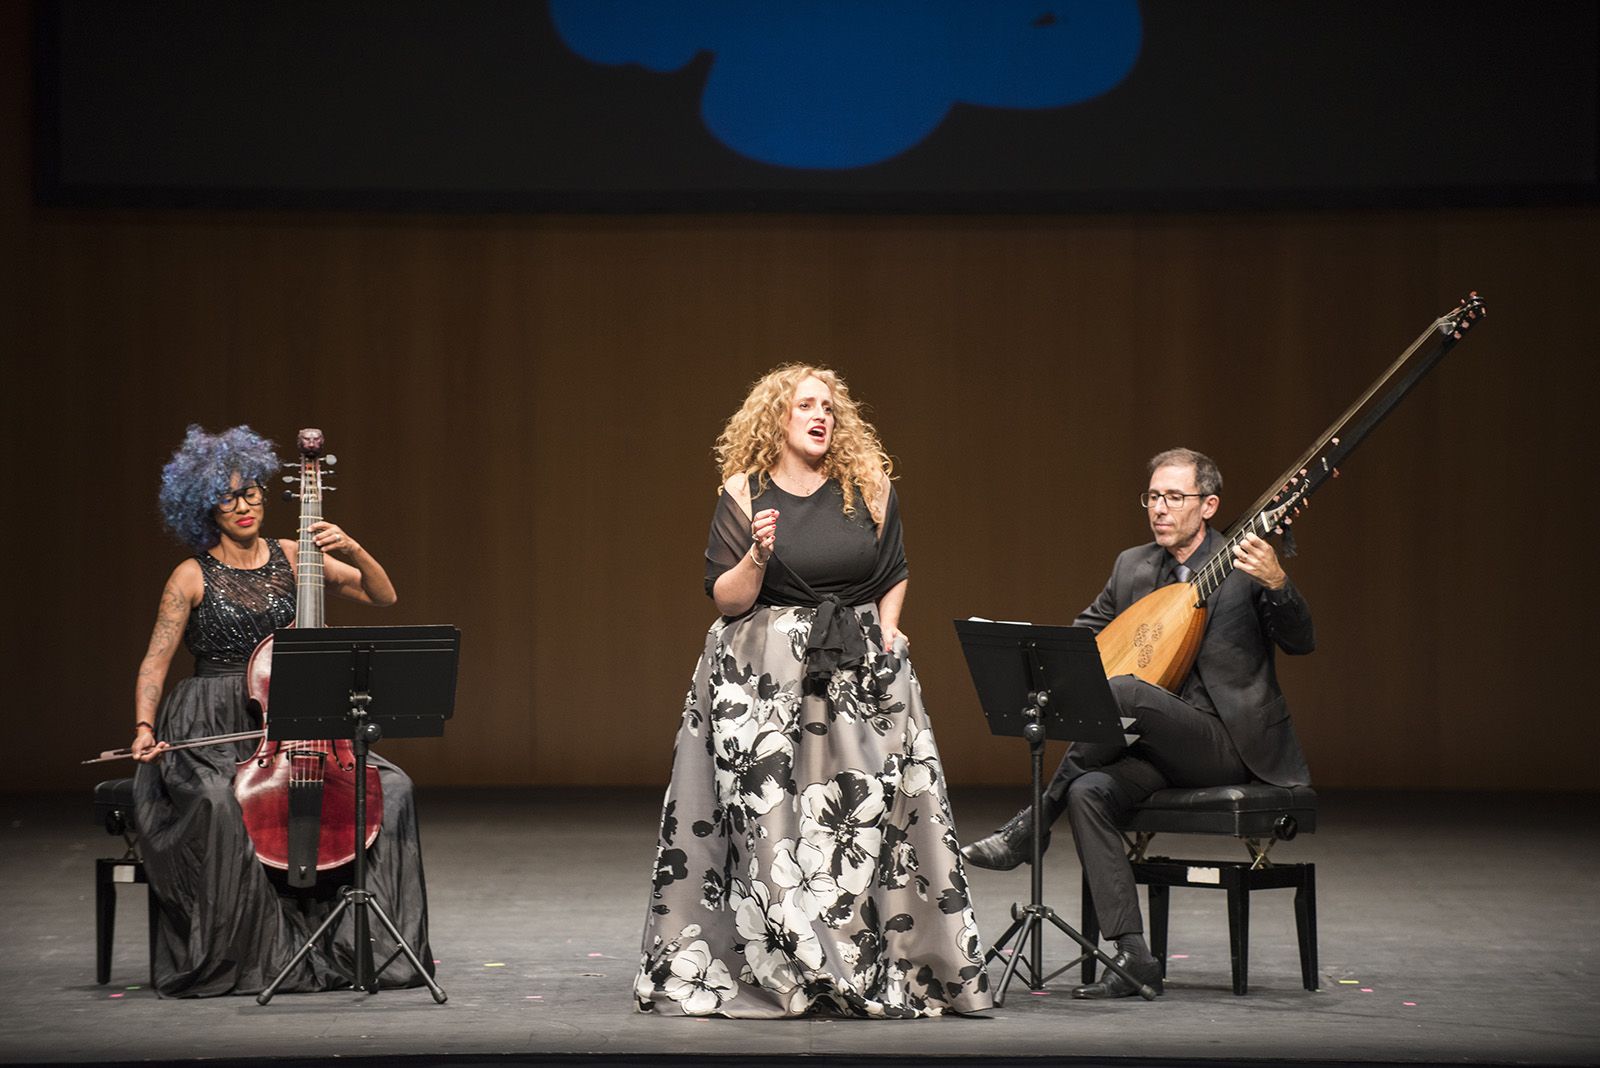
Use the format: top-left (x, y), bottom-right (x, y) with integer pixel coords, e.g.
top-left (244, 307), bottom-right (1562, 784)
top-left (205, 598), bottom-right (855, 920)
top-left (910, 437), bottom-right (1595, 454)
top-left (635, 603), bottom-right (992, 1018)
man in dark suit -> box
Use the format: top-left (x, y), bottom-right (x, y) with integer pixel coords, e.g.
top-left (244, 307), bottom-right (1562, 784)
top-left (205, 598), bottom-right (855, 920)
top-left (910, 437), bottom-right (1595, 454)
top-left (961, 447), bottom-right (1315, 999)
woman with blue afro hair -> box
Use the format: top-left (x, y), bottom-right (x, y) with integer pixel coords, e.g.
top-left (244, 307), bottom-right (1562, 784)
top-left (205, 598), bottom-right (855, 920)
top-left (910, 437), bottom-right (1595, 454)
top-left (129, 424), bottom-right (433, 998)
top-left (158, 425), bottom-right (283, 551)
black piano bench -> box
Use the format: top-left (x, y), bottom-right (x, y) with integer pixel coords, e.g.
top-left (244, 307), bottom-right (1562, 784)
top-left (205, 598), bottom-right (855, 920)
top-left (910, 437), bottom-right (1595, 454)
top-left (94, 778), bottom-right (157, 987)
top-left (1081, 784), bottom-right (1319, 995)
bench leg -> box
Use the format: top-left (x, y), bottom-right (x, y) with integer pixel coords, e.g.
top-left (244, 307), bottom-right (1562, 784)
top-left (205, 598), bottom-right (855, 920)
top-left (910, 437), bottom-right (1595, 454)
top-left (95, 859), bottom-right (115, 986)
top-left (1146, 883), bottom-right (1170, 979)
top-left (1225, 871), bottom-right (1249, 995)
top-left (147, 881), bottom-right (161, 988)
top-left (1295, 863), bottom-right (1318, 991)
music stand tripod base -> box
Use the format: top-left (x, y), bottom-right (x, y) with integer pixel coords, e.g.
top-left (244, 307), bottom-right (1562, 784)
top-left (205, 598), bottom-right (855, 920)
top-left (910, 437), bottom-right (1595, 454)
top-left (954, 619), bottom-right (1159, 1003)
top-left (978, 701), bottom-right (1157, 1004)
top-left (256, 712), bottom-right (446, 1005)
top-left (252, 626), bottom-right (458, 1006)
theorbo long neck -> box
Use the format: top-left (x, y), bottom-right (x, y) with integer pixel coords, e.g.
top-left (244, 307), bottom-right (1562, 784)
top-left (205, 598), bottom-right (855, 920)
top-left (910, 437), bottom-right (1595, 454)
top-left (1188, 492), bottom-right (1303, 607)
top-left (1189, 527), bottom-right (1242, 606)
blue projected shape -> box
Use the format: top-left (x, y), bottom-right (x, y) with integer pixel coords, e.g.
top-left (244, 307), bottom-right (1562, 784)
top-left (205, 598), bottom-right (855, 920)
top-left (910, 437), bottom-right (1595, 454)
top-left (547, 2), bottom-right (1142, 170)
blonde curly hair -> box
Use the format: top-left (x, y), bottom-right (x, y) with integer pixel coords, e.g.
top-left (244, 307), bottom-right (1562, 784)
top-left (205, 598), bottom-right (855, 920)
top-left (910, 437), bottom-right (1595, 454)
top-left (715, 364), bottom-right (894, 523)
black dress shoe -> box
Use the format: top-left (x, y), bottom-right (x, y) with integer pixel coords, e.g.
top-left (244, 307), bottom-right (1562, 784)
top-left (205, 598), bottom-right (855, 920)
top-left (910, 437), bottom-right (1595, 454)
top-left (1070, 951), bottom-right (1163, 1000)
top-left (960, 807), bottom-right (1050, 871)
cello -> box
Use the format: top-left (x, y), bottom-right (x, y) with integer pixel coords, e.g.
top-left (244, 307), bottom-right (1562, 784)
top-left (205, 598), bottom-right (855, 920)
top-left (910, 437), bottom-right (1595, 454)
top-left (235, 428), bottom-right (382, 888)
top-left (1096, 293), bottom-right (1486, 690)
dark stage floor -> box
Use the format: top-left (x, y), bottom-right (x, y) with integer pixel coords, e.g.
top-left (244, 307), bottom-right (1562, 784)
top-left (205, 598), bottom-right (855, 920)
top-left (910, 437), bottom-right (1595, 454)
top-left (1, 786), bottom-right (1595, 1067)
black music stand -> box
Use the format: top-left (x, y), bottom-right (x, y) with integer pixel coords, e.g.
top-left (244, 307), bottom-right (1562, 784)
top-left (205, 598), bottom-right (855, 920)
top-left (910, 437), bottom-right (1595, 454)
top-left (255, 625), bottom-right (458, 1006)
top-left (954, 619), bottom-right (1158, 1004)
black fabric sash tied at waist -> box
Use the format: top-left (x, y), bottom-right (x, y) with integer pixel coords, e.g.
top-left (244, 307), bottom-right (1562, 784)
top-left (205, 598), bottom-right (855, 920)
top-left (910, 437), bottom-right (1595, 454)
top-left (803, 595), bottom-right (869, 680)
top-left (194, 658), bottom-right (248, 678)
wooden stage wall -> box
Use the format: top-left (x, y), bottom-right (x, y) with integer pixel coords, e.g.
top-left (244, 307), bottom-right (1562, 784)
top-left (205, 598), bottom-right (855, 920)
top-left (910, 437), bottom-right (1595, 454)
top-left (4, 12), bottom-right (1595, 794)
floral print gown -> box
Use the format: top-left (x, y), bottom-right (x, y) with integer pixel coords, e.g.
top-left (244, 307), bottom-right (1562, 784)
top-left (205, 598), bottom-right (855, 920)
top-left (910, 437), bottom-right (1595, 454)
top-left (635, 481), bottom-right (991, 1018)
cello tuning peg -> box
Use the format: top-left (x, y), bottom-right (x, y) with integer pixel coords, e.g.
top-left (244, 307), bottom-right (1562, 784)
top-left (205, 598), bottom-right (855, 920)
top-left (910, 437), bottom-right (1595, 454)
top-left (282, 490), bottom-right (297, 502)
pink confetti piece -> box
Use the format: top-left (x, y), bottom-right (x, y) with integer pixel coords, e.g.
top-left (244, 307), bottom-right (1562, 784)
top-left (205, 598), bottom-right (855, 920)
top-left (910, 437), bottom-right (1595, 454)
top-left (1030, 990), bottom-right (1051, 996)
top-left (433, 959), bottom-right (442, 965)
top-left (1403, 1001), bottom-right (1417, 1007)
top-left (1360, 987), bottom-right (1373, 993)
top-left (1171, 954), bottom-right (1190, 960)
top-left (587, 953), bottom-right (604, 958)
top-left (525, 995), bottom-right (544, 1000)
top-left (109, 993), bottom-right (125, 999)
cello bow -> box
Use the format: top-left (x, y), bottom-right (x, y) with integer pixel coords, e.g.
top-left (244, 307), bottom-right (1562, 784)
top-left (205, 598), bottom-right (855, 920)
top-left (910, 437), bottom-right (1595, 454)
top-left (83, 728), bottom-right (265, 764)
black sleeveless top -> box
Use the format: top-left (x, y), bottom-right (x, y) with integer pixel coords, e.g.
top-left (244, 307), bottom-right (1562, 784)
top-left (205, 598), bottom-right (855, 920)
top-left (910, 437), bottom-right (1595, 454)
top-left (749, 479), bottom-right (879, 594)
top-left (184, 539), bottom-right (297, 664)
top-left (702, 476), bottom-right (910, 677)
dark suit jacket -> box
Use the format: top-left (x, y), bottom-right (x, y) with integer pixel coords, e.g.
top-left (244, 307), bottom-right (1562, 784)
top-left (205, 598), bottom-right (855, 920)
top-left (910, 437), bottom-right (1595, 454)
top-left (1074, 526), bottom-right (1315, 787)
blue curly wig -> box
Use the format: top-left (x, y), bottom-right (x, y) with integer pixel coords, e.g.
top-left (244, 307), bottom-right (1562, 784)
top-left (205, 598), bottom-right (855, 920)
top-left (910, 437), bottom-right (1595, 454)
top-left (159, 425), bottom-right (280, 550)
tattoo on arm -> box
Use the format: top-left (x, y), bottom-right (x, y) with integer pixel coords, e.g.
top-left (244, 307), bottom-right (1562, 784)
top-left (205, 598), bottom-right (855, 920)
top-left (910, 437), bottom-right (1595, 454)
top-left (148, 583), bottom-right (188, 653)
top-left (136, 581), bottom-right (192, 716)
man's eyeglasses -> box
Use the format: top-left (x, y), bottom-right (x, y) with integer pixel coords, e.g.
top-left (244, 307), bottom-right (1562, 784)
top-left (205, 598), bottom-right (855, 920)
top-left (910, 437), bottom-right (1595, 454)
top-left (1139, 490), bottom-right (1207, 510)
top-left (216, 484), bottom-right (265, 510)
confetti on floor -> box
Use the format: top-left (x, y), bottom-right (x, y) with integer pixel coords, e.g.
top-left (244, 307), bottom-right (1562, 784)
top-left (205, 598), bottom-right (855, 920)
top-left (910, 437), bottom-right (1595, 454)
top-left (587, 952), bottom-right (604, 958)
top-left (484, 962), bottom-right (506, 968)
top-left (109, 993), bottom-right (124, 999)
top-left (1030, 990), bottom-right (1050, 996)
top-left (1403, 1001), bottom-right (1417, 1007)
top-left (1338, 979), bottom-right (1360, 985)
top-left (525, 995), bottom-right (543, 1000)
top-left (1171, 954), bottom-right (1189, 960)
top-left (1360, 987), bottom-right (1374, 993)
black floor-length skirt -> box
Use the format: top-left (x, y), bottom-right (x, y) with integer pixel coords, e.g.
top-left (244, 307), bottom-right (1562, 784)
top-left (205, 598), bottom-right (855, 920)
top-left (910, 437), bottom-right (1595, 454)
top-left (133, 666), bottom-right (432, 997)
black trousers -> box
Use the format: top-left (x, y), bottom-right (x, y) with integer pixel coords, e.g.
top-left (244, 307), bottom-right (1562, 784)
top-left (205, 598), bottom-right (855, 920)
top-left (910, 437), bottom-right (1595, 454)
top-left (1042, 675), bottom-right (1250, 940)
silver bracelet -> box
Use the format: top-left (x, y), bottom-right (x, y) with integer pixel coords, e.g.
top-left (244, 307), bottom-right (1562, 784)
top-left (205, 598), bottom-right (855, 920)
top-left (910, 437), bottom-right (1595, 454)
top-left (749, 547), bottom-right (769, 568)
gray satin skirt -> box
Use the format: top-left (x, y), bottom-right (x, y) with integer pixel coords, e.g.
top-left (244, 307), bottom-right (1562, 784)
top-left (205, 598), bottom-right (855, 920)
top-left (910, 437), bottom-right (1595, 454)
top-left (635, 604), bottom-right (992, 1018)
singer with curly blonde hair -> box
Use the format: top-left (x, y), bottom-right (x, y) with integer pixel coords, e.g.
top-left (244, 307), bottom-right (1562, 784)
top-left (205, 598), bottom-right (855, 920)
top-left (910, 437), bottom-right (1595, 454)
top-left (634, 365), bottom-right (990, 1020)
top-left (713, 363), bottom-right (893, 522)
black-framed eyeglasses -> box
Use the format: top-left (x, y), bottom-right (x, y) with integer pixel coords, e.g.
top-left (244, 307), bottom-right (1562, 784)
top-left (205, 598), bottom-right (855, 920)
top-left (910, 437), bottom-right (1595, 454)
top-left (216, 483), bottom-right (265, 510)
top-left (1139, 490), bottom-right (1207, 510)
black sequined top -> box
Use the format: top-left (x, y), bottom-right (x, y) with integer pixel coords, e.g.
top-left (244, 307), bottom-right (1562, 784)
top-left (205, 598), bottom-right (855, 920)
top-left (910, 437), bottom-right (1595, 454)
top-left (183, 539), bottom-right (297, 664)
